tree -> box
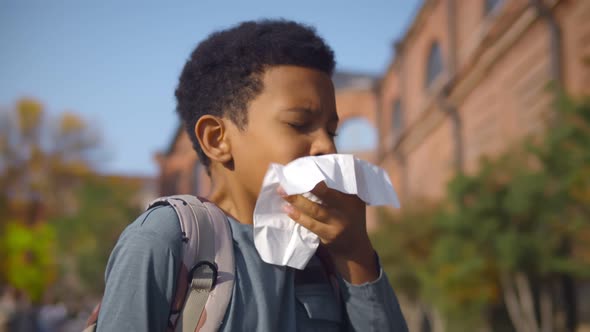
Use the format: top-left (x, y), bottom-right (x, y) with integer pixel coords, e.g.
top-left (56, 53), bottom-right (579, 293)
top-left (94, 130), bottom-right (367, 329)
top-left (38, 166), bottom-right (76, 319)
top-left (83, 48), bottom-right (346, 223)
top-left (373, 201), bottom-right (498, 332)
top-left (0, 98), bottom-right (101, 222)
top-left (0, 98), bottom-right (102, 303)
top-left (1, 98), bottom-right (149, 307)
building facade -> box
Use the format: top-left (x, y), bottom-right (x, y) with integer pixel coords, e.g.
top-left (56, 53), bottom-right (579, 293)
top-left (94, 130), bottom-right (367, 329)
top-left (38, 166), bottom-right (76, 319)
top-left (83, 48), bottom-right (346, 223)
top-left (378, 0), bottom-right (589, 205)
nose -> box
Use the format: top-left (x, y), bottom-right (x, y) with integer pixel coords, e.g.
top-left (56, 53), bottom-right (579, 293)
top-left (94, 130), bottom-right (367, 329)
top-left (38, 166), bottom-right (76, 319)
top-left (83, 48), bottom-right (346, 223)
top-left (310, 130), bottom-right (337, 156)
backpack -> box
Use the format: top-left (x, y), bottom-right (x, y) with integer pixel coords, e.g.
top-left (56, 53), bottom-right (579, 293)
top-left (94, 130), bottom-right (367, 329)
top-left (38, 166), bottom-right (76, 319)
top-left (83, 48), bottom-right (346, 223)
top-left (83, 195), bottom-right (235, 332)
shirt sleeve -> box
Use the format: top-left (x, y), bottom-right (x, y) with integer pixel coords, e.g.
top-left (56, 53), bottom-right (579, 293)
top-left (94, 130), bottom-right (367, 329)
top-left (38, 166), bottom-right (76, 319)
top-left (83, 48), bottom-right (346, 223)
top-left (338, 256), bottom-right (409, 332)
top-left (96, 206), bottom-right (182, 332)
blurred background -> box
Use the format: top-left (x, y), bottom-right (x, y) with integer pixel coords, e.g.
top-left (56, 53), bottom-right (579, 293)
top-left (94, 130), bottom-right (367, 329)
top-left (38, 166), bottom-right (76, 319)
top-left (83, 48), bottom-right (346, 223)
top-left (1, 0), bottom-right (589, 331)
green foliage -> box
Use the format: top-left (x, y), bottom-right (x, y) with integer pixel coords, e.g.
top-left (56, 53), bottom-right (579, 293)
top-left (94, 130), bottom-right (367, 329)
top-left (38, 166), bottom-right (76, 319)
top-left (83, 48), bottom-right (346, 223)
top-left (373, 204), bottom-right (497, 329)
top-left (1, 221), bottom-right (57, 303)
top-left (372, 204), bottom-right (440, 301)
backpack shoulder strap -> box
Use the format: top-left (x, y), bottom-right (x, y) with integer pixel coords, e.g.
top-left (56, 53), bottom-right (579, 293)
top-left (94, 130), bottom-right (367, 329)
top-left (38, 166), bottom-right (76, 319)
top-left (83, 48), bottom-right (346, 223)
top-left (148, 195), bottom-right (234, 332)
top-left (200, 199), bottom-right (235, 331)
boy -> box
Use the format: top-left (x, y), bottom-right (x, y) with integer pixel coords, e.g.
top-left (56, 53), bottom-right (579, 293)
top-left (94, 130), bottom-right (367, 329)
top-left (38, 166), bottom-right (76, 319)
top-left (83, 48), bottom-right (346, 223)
top-left (97, 19), bottom-right (408, 331)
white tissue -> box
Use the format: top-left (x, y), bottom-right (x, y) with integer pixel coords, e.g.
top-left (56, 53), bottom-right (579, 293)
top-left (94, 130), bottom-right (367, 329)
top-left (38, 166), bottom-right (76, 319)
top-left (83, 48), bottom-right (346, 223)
top-left (253, 154), bottom-right (400, 270)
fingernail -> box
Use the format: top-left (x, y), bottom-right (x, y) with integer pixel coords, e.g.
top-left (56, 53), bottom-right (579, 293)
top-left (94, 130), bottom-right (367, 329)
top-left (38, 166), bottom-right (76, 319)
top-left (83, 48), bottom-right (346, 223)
top-left (277, 186), bottom-right (287, 197)
top-left (282, 203), bottom-right (294, 214)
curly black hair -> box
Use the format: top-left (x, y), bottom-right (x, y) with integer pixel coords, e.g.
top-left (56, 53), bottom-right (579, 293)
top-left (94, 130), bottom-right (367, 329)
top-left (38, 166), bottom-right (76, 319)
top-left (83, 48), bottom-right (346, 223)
top-left (175, 19), bottom-right (336, 169)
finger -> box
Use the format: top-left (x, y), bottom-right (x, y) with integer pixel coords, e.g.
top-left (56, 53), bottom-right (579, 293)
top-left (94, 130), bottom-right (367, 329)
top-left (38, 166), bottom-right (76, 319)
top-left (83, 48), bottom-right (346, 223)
top-left (277, 185), bottom-right (328, 205)
top-left (283, 192), bottom-right (330, 222)
top-left (310, 182), bottom-right (362, 208)
top-left (309, 182), bottom-right (334, 203)
top-left (283, 203), bottom-right (331, 237)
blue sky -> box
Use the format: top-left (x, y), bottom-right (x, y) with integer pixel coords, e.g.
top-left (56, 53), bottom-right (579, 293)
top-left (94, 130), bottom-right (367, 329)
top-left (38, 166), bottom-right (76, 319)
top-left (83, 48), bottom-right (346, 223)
top-left (0, 1), bottom-right (418, 176)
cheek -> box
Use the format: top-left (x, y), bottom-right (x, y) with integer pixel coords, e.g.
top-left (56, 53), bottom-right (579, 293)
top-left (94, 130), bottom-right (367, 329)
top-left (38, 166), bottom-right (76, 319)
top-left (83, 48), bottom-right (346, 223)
top-left (230, 135), bottom-right (282, 177)
top-left (270, 139), bottom-right (310, 165)
top-left (253, 127), bottom-right (310, 163)
top-left (232, 126), bottom-right (312, 190)
top-left (248, 140), bottom-right (309, 196)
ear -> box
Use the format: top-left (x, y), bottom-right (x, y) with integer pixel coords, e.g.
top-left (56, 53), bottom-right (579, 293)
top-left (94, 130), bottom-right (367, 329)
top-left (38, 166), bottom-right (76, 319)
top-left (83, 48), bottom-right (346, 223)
top-left (194, 115), bottom-right (232, 164)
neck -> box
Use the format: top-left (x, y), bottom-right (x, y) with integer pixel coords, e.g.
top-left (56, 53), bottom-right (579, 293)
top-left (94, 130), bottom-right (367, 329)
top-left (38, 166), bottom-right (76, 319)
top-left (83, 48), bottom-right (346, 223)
top-left (207, 167), bottom-right (255, 225)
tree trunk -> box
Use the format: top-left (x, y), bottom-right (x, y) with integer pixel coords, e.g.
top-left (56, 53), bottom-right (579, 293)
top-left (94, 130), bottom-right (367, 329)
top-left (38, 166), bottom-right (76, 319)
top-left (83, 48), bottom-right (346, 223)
top-left (539, 282), bottom-right (553, 332)
top-left (515, 272), bottom-right (540, 332)
top-left (425, 307), bottom-right (445, 332)
top-left (502, 272), bottom-right (542, 332)
top-left (397, 296), bottom-right (425, 332)
top-left (502, 273), bottom-right (527, 332)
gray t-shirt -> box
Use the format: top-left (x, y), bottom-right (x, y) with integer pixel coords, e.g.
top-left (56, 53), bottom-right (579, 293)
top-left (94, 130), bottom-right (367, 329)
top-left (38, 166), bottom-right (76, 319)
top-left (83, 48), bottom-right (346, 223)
top-left (97, 205), bottom-right (408, 331)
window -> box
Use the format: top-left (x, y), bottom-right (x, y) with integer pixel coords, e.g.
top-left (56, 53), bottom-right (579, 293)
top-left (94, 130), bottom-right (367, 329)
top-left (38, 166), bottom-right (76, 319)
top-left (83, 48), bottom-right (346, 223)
top-left (484, 0), bottom-right (503, 15)
top-left (425, 42), bottom-right (443, 88)
top-left (392, 99), bottom-right (403, 134)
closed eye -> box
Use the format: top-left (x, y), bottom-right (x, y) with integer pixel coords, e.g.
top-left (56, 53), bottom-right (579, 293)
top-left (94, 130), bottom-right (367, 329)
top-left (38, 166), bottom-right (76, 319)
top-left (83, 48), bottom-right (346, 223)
top-left (288, 122), bottom-right (311, 132)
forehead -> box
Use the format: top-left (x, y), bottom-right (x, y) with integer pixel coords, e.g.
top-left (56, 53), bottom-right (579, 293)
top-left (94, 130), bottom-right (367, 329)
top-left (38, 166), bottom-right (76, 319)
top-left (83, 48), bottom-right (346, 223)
top-left (257, 65), bottom-right (336, 109)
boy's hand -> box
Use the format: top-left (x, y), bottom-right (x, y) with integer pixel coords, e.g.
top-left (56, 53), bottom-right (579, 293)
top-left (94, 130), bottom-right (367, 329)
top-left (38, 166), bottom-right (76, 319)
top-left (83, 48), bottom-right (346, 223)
top-left (278, 182), bottom-right (379, 284)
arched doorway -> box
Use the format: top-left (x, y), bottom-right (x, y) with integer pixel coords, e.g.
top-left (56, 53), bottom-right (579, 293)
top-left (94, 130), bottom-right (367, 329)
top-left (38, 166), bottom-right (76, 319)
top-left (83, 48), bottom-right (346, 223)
top-left (335, 117), bottom-right (377, 153)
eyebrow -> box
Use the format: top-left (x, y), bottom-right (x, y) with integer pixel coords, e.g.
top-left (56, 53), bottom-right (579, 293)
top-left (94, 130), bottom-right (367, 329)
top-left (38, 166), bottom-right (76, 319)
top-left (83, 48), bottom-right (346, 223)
top-left (283, 107), bottom-right (340, 123)
top-left (283, 107), bottom-right (315, 115)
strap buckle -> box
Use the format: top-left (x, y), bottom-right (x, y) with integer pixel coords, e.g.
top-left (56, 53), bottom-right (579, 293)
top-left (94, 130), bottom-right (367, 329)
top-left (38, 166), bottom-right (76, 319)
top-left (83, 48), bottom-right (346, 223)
top-left (189, 261), bottom-right (218, 291)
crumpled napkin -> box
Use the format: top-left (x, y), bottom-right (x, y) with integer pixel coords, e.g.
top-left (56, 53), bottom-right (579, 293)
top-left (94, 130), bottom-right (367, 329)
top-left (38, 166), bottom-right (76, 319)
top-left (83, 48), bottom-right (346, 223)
top-left (253, 154), bottom-right (400, 269)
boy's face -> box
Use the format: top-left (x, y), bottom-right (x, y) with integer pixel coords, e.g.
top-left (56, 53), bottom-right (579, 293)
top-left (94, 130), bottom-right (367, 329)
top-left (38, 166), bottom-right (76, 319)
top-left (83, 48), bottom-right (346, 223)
top-left (226, 65), bottom-right (339, 200)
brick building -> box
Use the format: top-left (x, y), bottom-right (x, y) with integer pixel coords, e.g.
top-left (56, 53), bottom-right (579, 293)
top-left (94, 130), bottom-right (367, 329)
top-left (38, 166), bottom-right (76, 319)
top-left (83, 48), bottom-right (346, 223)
top-left (378, 0), bottom-right (589, 205)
